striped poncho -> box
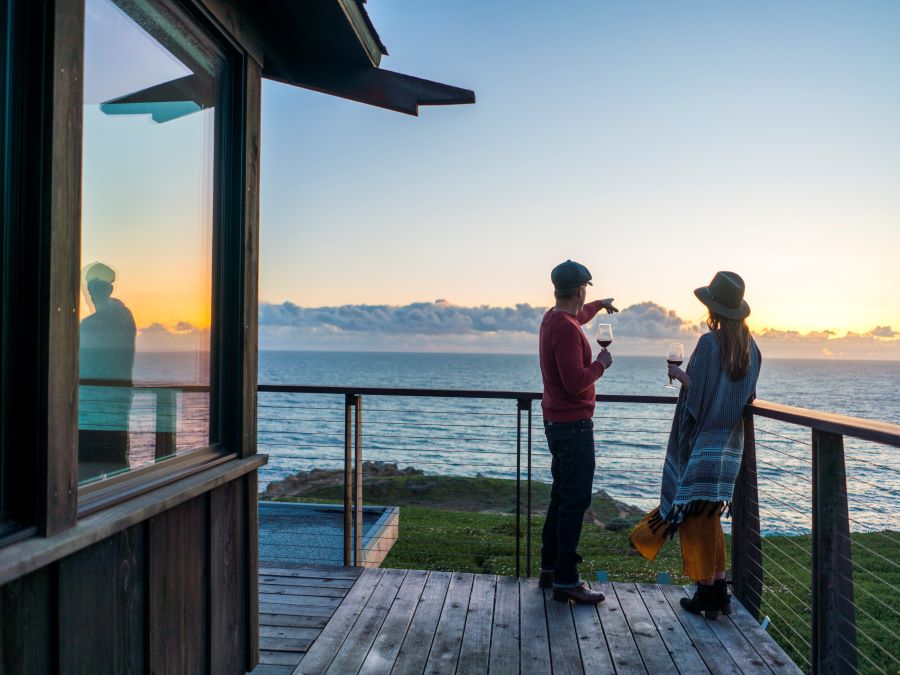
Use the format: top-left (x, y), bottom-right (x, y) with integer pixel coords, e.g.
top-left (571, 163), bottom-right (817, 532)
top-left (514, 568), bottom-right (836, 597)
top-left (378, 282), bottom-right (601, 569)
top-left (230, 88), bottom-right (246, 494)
top-left (658, 331), bottom-right (762, 527)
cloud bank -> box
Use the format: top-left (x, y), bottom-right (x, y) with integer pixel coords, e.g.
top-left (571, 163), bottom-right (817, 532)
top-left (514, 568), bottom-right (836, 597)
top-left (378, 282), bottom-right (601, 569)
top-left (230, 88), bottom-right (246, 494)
top-left (258, 300), bottom-right (900, 359)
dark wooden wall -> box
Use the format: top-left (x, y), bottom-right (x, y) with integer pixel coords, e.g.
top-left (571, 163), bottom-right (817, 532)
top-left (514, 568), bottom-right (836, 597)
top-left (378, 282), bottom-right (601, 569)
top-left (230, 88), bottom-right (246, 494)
top-left (0, 475), bottom-right (253, 674)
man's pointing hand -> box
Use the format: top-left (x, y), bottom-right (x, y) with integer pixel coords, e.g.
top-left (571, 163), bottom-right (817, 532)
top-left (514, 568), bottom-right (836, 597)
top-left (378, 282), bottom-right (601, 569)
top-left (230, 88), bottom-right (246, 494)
top-left (598, 298), bottom-right (619, 314)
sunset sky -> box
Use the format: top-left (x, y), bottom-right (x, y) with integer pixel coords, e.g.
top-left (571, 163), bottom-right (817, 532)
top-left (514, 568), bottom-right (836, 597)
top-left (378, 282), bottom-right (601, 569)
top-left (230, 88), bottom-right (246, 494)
top-left (259, 1), bottom-right (900, 341)
top-left (81, 0), bottom-right (900, 357)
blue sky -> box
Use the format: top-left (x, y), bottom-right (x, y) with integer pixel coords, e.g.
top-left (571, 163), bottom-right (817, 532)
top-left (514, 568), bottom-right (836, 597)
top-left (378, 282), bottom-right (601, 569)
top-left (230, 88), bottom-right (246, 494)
top-left (259, 0), bottom-right (900, 342)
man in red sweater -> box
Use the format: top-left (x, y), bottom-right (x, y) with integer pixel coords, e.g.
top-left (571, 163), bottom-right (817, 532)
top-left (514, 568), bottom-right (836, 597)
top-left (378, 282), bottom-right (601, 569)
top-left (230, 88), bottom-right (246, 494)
top-left (539, 259), bottom-right (617, 604)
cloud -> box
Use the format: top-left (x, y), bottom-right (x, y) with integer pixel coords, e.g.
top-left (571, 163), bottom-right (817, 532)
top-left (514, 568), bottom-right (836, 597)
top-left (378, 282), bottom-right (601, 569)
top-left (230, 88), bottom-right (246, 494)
top-left (755, 325), bottom-right (899, 359)
top-left (136, 322), bottom-right (209, 352)
top-left (601, 301), bottom-right (701, 340)
top-left (258, 301), bottom-right (547, 336)
top-left (258, 300), bottom-right (900, 359)
top-left (870, 326), bottom-right (897, 338)
top-left (258, 300), bottom-right (702, 353)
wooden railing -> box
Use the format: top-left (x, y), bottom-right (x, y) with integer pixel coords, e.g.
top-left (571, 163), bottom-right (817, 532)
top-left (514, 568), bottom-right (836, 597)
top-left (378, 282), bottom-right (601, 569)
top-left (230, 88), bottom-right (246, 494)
top-left (733, 399), bottom-right (900, 674)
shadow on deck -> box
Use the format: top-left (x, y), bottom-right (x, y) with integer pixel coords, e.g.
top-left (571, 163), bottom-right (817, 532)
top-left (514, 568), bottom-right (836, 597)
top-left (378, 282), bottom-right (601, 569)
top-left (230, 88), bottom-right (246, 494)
top-left (250, 563), bottom-right (801, 675)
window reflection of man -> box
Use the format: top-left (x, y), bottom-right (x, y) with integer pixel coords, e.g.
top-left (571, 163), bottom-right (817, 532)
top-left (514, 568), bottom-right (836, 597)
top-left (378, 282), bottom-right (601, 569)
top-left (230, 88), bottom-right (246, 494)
top-left (78, 262), bottom-right (136, 481)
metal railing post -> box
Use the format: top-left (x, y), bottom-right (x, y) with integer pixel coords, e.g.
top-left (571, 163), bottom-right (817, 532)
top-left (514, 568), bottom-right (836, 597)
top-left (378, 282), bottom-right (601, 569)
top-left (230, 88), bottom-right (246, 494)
top-left (525, 399), bottom-right (533, 577)
top-left (812, 429), bottom-right (857, 674)
top-left (732, 410), bottom-right (763, 618)
top-left (515, 401), bottom-right (522, 577)
top-left (343, 393), bottom-right (353, 566)
top-left (353, 395), bottom-right (363, 567)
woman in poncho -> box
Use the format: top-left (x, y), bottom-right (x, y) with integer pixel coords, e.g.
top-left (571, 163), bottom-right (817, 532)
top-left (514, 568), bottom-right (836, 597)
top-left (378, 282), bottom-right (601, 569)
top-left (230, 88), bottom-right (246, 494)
top-left (631, 271), bottom-right (761, 619)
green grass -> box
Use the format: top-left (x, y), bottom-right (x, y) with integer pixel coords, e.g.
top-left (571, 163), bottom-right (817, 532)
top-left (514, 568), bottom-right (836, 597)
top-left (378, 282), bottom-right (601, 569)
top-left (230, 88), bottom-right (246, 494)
top-left (267, 474), bottom-right (899, 674)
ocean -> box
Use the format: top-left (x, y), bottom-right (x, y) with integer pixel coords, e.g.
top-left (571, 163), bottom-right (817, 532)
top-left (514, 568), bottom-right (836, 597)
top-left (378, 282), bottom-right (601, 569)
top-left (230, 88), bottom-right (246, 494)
top-left (256, 351), bottom-right (900, 535)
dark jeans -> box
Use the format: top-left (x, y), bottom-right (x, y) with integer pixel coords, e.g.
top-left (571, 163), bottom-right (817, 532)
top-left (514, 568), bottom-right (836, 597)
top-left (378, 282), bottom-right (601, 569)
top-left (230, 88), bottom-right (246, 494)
top-left (541, 418), bottom-right (595, 586)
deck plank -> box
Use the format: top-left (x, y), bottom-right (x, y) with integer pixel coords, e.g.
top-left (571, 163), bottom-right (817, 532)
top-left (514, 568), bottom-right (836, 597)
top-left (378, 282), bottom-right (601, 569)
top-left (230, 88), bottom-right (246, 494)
top-left (726, 596), bottom-right (803, 674)
top-left (261, 602), bottom-right (336, 618)
top-left (679, 586), bottom-right (774, 674)
top-left (594, 582), bottom-right (647, 674)
top-left (259, 650), bottom-right (303, 666)
top-left (424, 572), bottom-right (475, 674)
top-left (457, 574), bottom-right (497, 674)
top-left (488, 575), bottom-right (520, 675)
top-left (637, 583), bottom-right (711, 674)
top-left (250, 665), bottom-right (295, 675)
top-left (259, 593), bottom-right (342, 608)
top-left (259, 636), bottom-right (314, 653)
top-left (357, 570), bottom-right (430, 675)
top-left (571, 584), bottom-right (616, 674)
top-left (260, 625), bottom-right (321, 641)
top-left (519, 577), bottom-right (552, 672)
top-left (391, 571), bottom-right (453, 675)
top-left (658, 584), bottom-right (742, 675)
top-left (259, 575), bottom-right (356, 590)
top-left (292, 568), bottom-right (384, 674)
top-left (614, 583), bottom-right (678, 674)
top-left (259, 564), bottom-right (362, 580)
top-left (324, 569), bottom-right (407, 675)
top-left (543, 588), bottom-right (585, 675)
top-left (260, 614), bottom-right (329, 630)
top-left (259, 584), bottom-right (349, 598)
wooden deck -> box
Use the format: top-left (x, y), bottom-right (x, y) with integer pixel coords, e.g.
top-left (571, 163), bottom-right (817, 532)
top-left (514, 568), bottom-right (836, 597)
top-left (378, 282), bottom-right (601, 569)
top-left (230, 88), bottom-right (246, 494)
top-left (250, 566), bottom-right (801, 675)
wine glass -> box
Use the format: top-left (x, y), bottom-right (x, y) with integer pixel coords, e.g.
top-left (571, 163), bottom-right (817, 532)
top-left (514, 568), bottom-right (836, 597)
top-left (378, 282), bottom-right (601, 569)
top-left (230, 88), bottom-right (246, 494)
top-left (596, 324), bottom-right (613, 350)
top-left (665, 343), bottom-right (684, 388)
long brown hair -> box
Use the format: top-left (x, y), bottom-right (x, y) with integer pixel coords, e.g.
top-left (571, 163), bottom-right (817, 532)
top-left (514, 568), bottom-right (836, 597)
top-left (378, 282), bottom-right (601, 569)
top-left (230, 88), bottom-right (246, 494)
top-left (707, 312), bottom-right (751, 380)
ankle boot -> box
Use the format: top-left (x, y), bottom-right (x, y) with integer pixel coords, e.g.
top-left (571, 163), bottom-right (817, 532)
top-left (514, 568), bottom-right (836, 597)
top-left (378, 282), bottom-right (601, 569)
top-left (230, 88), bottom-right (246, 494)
top-left (714, 579), bottom-right (732, 615)
top-left (680, 583), bottom-right (720, 619)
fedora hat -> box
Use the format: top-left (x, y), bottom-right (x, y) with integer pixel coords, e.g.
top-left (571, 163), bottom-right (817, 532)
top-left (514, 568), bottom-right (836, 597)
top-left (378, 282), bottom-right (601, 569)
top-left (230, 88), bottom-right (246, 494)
top-left (694, 271), bottom-right (750, 320)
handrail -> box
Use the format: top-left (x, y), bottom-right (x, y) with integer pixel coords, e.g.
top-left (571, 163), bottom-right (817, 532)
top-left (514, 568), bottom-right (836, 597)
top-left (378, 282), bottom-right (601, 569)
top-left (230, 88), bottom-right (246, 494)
top-left (258, 383), bottom-right (677, 404)
top-left (259, 384), bottom-right (900, 445)
top-left (79, 378), bottom-right (210, 393)
top-left (750, 398), bottom-right (900, 447)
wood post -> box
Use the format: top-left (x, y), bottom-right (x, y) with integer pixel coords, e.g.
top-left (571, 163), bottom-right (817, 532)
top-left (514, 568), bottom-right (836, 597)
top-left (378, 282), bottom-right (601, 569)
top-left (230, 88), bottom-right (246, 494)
top-left (812, 429), bottom-right (857, 674)
top-left (732, 411), bottom-right (763, 619)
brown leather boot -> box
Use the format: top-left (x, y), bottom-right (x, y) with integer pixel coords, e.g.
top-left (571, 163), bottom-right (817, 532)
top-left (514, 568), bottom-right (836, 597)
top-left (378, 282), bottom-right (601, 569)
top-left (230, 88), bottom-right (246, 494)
top-left (552, 583), bottom-right (605, 604)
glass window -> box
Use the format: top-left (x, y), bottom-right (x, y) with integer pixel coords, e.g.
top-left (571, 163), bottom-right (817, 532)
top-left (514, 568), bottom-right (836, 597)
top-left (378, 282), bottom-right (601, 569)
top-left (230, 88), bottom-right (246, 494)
top-left (79, 0), bottom-right (223, 484)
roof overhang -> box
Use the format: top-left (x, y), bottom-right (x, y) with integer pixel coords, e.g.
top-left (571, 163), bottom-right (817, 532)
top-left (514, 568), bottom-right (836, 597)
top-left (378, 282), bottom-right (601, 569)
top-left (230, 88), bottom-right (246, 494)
top-left (101, 0), bottom-right (475, 119)
top-left (223, 0), bottom-right (476, 116)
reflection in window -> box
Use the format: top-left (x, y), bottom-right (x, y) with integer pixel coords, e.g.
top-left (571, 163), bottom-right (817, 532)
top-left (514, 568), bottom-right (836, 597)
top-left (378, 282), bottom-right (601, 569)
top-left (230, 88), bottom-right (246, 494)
top-left (79, 0), bottom-right (222, 484)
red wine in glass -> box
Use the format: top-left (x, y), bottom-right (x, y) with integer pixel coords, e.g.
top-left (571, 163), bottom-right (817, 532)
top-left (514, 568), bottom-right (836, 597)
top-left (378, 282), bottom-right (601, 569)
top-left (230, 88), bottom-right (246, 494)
top-left (596, 324), bottom-right (613, 350)
top-left (665, 343), bottom-right (684, 388)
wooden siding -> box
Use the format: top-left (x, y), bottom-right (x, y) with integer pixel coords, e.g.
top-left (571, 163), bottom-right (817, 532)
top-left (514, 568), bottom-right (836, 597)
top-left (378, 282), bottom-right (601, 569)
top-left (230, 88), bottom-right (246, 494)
top-left (58, 526), bottom-right (145, 673)
top-left (0, 475), bottom-right (256, 675)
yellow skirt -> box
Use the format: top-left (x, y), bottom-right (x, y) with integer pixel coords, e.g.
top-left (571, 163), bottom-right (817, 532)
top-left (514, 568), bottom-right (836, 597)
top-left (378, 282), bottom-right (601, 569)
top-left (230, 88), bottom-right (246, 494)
top-left (630, 504), bottom-right (726, 582)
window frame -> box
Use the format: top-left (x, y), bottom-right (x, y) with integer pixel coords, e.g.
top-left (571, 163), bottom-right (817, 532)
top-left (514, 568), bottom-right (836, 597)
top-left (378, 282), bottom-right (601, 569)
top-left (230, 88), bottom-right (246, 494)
top-left (0, 0), bottom-right (256, 543)
top-left (73, 0), bottom-right (253, 513)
